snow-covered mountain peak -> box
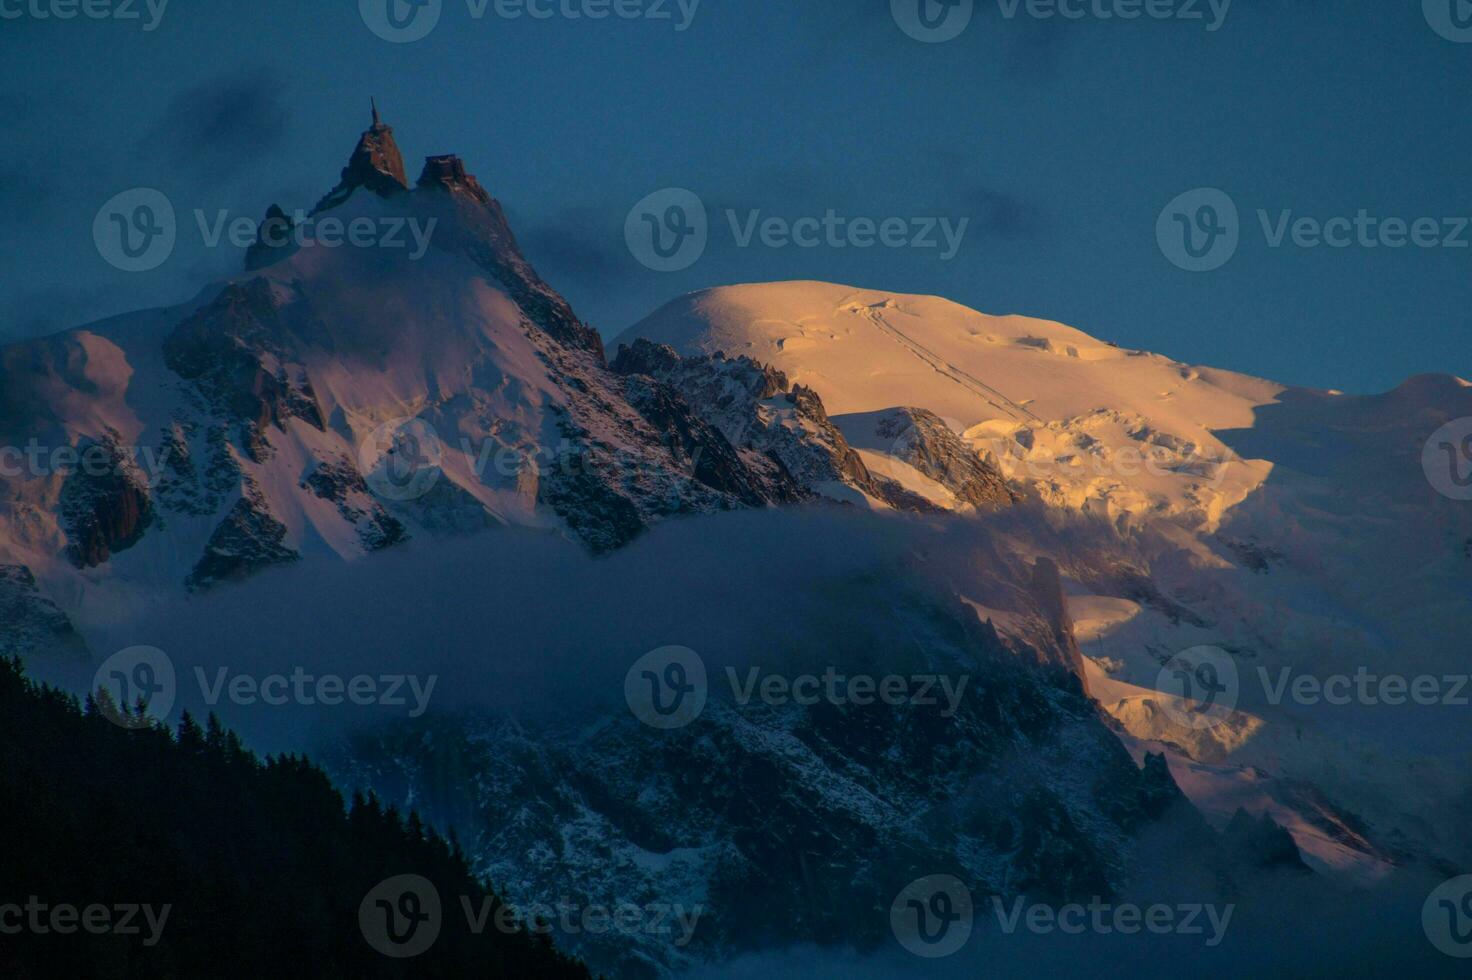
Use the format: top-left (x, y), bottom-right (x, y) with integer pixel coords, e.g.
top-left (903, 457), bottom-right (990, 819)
top-left (622, 280), bottom-right (1284, 528)
top-left (620, 278), bottom-right (1472, 882)
top-left (311, 99), bottom-right (410, 214)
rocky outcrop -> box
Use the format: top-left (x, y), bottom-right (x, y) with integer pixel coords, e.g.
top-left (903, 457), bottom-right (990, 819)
top-left (300, 454), bottom-right (407, 552)
top-left (243, 204), bottom-right (298, 271)
top-left (163, 279), bottom-right (326, 460)
top-left (59, 435), bottom-right (153, 568)
top-left (1223, 808), bottom-right (1311, 872)
top-left (612, 339), bottom-right (915, 508)
top-left (870, 407), bottom-right (1016, 508)
top-left (328, 595), bottom-right (1228, 976)
top-left (0, 564), bottom-right (81, 657)
top-left (312, 100), bottom-right (409, 214)
top-left (154, 421), bottom-right (238, 517)
top-left (1025, 557), bottom-right (1090, 693)
top-left (415, 153), bottom-right (605, 358)
top-left (619, 374), bottom-right (806, 508)
top-left (186, 483), bottom-right (299, 591)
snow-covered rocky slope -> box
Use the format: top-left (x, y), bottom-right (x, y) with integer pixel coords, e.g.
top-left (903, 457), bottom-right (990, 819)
top-left (0, 118), bottom-right (967, 648)
top-left (4, 116), bottom-right (1464, 977)
top-left (0, 111), bottom-right (1342, 977)
top-left (621, 281), bottom-right (1472, 881)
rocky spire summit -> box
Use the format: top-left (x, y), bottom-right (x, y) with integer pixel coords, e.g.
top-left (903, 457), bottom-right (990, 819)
top-left (312, 99), bottom-right (410, 214)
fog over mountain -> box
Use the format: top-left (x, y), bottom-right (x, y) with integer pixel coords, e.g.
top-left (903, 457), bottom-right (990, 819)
top-left (2, 94), bottom-right (1469, 977)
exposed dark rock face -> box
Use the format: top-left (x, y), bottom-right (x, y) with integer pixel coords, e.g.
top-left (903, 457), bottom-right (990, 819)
top-left (154, 420), bottom-right (238, 517)
top-left (58, 436), bottom-right (153, 569)
top-left (619, 374), bottom-right (807, 507)
top-left (1138, 750), bottom-right (1188, 814)
top-left (398, 478), bottom-right (502, 536)
top-left (243, 203), bottom-right (298, 271)
top-left (300, 454), bottom-right (408, 552)
top-left (415, 154), bottom-right (606, 358)
top-left (611, 339), bottom-right (906, 508)
top-left (1217, 534), bottom-right (1286, 574)
top-left (868, 406), bottom-right (1016, 508)
top-left (1224, 808), bottom-right (1311, 872)
top-left (535, 450), bottom-right (648, 555)
top-left (164, 279), bottom-right (326, 460)
top-left (329, 590), bottom-right (1219, 975)
top-left (0, 564), bottom-right (80, 657)
top-left (612, 336), bottom-right (787, 402)
top-left (514, 324), bottom-right (779, 553)
top-left (1026, 556), bottom-right (1090, 692)
top-left (312, 100), bottom-right (409, 214)
top-left (186, 484), bottom-right (299, 591)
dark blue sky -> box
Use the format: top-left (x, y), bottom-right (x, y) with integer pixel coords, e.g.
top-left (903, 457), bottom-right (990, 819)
top-left (2, 1), bottom-right (1468, 393)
